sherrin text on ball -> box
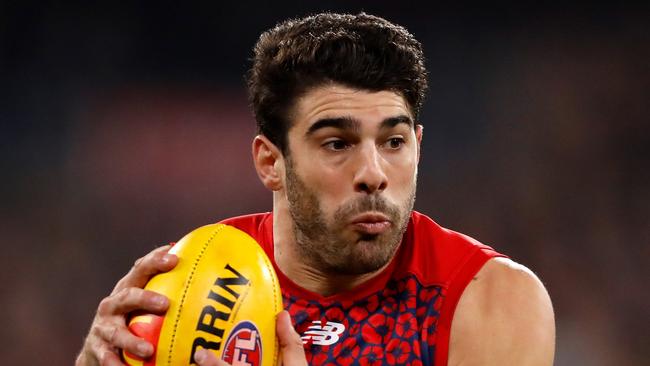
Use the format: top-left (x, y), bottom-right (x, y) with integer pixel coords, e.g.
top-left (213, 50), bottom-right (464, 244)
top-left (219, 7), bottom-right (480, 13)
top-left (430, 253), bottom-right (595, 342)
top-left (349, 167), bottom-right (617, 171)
top-left (123, 223), bottom-right (282, 366)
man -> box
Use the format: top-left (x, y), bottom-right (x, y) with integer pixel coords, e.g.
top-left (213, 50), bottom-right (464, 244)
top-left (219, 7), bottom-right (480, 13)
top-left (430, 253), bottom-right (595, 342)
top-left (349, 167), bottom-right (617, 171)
top-left (76, 12), bottom-right (555, 366)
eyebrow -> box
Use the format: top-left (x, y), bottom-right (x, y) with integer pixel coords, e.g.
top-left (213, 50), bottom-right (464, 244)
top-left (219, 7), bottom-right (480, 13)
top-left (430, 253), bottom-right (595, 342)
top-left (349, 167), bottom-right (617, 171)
top-left (305, 114), bottom-right (413, 136)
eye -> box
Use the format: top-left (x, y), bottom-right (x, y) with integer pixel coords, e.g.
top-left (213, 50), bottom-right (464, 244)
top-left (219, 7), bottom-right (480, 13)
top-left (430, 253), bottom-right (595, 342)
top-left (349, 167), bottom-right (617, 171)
top-left (323, 139), bottom-right (351, 151)
top-left (383, 137), bottom-right (405, 150)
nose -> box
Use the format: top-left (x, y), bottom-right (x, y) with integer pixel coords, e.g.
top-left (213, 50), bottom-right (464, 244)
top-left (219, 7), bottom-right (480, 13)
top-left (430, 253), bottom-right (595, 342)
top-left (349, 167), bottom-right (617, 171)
top-left (353, 143), bottom-right (388, 194)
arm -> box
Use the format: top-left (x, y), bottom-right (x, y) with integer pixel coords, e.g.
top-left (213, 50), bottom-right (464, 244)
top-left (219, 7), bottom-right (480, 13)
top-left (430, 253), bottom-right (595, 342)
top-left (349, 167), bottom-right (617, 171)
top-left (75, 245), bottom-right (178, 366)
top-left (448, 257), bottom-right (555, 366)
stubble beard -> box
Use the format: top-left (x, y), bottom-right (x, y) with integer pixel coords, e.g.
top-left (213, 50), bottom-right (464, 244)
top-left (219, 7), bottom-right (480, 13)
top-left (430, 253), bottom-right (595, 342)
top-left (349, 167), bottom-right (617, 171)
top-left (284, 158), bottom-right (416, 276)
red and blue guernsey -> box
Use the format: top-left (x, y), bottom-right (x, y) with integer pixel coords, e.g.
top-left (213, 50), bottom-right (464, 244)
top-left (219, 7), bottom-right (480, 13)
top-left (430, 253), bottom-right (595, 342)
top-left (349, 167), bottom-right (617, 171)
top-left (222, 211), bottom-right (505, 366)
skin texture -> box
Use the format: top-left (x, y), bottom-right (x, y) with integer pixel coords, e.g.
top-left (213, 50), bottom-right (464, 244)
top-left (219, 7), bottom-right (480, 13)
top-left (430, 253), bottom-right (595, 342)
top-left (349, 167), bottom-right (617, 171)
top-left (448, 257), bottom-right (556, 366)
top-left (254, 83), bottom-right (422, 296)
top-left (76, 83), bottom-right (555, 365)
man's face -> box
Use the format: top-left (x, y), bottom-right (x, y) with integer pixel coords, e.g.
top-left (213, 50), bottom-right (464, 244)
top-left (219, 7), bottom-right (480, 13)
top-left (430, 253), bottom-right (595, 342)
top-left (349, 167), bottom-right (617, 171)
top-left (282, 83), bottom-right (422, 275)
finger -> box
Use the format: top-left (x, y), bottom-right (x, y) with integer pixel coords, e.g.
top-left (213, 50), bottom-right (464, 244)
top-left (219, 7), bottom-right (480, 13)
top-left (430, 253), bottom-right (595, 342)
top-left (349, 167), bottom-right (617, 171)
top-left (98, 288), bottom-right (169, 316)
top-left (95, 322), bottom-right (154, 359)
top-left (97, 343), bottom-right (126, 366)
top-left (194, 349), bottom-right (229, 366)
top-left (113, 245), bottom-right (178, 292)
top-left (115, 245), bottom-right (177, 291)
top-left (276, 311), bottom-right (307, 366)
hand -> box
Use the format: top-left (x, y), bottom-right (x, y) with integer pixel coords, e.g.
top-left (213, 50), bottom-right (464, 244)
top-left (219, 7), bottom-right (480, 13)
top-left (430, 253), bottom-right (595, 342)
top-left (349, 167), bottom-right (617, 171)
top-left (194, 310), bottom-right (307, 366)
top-left (75, 245), bottom-right (179, 366)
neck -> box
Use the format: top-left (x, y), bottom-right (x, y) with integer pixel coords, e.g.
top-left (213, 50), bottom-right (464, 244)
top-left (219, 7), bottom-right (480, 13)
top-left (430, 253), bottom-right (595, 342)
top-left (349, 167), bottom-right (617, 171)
top-left (272, 192), bottom-right (389, 297)
top-left (289, 263), bottom-right (390, 297)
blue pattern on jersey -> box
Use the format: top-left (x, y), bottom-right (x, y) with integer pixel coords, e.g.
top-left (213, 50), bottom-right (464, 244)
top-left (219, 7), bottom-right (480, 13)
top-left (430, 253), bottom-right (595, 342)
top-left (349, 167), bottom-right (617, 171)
top-left (284, 274), bottom-right (444, 365)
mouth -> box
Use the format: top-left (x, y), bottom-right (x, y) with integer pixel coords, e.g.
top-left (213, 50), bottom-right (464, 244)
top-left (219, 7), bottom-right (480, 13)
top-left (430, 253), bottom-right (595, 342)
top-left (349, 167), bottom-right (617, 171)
top-left (349, 212), bottom-right (392, 235)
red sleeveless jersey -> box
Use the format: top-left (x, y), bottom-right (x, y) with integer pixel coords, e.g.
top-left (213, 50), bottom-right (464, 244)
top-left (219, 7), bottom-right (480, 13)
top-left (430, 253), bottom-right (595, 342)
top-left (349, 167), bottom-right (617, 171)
top-left (221, 211), bottom-right (505, 366)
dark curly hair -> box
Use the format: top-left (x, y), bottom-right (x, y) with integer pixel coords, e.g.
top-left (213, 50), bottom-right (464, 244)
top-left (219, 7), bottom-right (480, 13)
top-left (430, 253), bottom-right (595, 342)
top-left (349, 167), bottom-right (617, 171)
top-left (247, 12), bottom-right (428, 155)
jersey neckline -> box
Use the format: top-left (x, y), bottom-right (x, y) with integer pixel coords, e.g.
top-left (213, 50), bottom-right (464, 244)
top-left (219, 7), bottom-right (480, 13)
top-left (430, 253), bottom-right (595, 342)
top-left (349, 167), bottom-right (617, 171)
top-left (261, 213), bottom-right (408, 303)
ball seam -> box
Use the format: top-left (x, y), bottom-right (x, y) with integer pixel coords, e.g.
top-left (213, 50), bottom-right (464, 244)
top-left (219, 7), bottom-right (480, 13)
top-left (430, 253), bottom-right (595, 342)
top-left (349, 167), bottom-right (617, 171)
top-left (261, 246), bottom-right (282, 366)
top-left (167, 224), bottom-right (225, 366)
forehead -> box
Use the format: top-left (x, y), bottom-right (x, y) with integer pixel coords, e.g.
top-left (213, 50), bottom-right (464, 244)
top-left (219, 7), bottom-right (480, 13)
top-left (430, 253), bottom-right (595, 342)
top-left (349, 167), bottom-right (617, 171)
top-left (290, 84), bottom-right (412, 130)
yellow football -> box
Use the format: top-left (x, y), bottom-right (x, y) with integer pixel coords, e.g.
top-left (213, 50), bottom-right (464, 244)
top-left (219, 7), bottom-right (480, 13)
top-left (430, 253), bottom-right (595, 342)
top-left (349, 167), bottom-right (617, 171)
top-left (123, 223), bottom-right (282, 366)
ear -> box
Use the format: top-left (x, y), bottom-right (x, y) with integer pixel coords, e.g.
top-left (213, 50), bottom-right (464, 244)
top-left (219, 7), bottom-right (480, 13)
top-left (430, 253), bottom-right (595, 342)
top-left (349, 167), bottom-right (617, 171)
top-left (252, 135), bottom-right (284, 191)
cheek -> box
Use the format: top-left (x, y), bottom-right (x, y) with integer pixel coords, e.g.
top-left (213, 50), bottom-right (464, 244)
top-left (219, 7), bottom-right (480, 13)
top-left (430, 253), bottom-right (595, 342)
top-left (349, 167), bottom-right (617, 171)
top-left (293, 161), bottom-right (348, 210)
top-left (315, 168), bottom-right (351, 210)
top-left (386, 160), bottom-right (418, 199)
top-left (387, 153), bottom-right (418, 181)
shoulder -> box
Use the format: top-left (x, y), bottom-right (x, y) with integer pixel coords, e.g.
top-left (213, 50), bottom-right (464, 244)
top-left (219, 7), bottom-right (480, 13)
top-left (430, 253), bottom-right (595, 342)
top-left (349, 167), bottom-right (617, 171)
top-left (218, 212), bottom-right (274, 254)
top-left (219, 212), bottom-right (272, 238)
top-left (400, 212), bottom-right (503, 287)
top-left (448, 257), bottom-right (555, 366)
top-left (219, 212), bottom-right (271, 227)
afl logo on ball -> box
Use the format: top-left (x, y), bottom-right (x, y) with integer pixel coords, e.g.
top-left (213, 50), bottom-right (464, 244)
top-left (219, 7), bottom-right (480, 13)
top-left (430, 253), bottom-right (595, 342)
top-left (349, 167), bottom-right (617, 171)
top-left (221, 321), bottom-right (263, 366)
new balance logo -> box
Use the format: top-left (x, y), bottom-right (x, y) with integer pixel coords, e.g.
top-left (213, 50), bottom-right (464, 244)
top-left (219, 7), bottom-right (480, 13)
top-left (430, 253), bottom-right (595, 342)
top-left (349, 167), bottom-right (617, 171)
top-left (301, 320), bottom-right (346, 346)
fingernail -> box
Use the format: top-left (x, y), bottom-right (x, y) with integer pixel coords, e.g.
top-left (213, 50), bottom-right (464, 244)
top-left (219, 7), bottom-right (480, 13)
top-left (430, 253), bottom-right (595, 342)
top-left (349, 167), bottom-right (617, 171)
top-left (281, 310), bottom-right (291, 323)
top-left (137, 342), bottom-right (153, 357)
top-left (194, 349), bottom-right (207, 363)
top-left (161, 254), bottom-right (174, 264)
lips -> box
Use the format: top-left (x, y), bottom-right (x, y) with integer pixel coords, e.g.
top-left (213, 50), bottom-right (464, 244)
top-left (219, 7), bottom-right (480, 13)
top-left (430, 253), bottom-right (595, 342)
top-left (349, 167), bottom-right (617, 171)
top-left (350, 212), bottom-right (392, 235)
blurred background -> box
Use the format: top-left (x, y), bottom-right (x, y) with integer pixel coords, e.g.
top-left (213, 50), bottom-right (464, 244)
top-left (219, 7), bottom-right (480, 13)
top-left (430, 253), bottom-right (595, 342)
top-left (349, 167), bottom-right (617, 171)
top-left (1, 2), bottom-right (648, 365)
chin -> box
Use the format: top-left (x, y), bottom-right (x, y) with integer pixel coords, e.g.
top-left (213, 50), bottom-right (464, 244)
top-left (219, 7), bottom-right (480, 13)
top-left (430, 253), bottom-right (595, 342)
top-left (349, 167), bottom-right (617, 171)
top-left (332, 244), bottom-right (395, 275)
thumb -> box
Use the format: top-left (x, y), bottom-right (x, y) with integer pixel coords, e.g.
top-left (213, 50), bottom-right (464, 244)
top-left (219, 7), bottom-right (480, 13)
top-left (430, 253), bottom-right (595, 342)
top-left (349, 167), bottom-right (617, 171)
top-left (276, 311), bottom-right (307, 366)
top-left (194, 348), bottom-right (230, 366)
